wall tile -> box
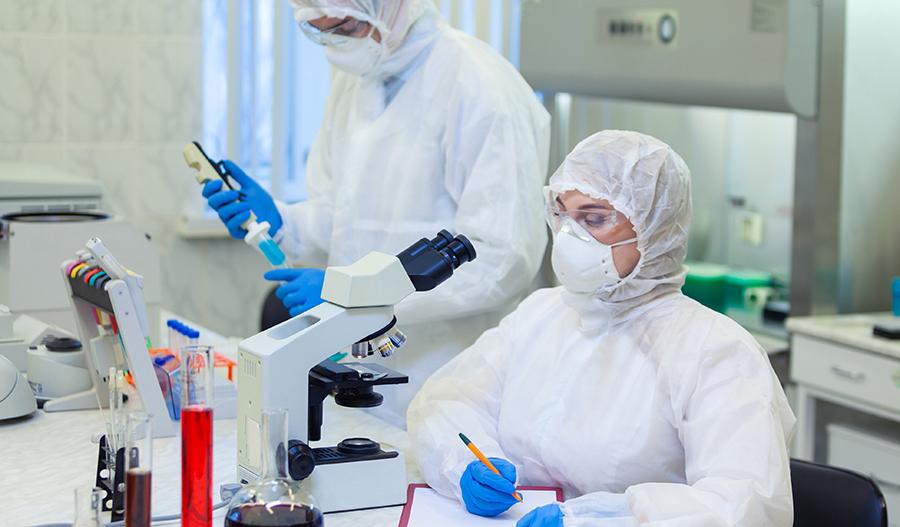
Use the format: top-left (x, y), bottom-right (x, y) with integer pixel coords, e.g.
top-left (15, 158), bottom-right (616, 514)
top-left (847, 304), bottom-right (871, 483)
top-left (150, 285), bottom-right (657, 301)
top-left (138, 0), bottom-right (202, 36)
top-left (0, 0), bottom-right (62, 33)
top-left (65, 38), bottom-right (135, 141)
top-left (137, 39), bottom-right (202, 142)
top-left (0, 144), bottom-right (66, 167)
top-left (0, 38), bottom-right (64, 142)
top-left (66, 0), bottom-right (134, 34)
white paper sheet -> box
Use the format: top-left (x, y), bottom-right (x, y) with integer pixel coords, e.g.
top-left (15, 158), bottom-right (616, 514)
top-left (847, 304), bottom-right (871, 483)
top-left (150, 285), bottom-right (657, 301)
top-left (404, 487), bottom-right (560, 526)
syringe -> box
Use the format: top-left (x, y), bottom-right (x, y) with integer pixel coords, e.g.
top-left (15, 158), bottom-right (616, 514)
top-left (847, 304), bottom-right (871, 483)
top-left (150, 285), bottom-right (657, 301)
top-left (182, 141), bottom-right (288, 269)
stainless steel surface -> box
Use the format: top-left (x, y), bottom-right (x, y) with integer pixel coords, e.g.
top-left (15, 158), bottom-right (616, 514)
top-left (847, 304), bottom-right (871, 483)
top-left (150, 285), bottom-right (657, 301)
top-left (520, 0), bottom-right (820, 116)
top-left (789, 0), bottom-right (844, 316)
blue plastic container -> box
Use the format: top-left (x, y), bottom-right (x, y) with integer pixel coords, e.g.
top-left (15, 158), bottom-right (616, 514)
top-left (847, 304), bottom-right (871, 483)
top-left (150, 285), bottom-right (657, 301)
top-left (892, 277), bottom-right (900, 316)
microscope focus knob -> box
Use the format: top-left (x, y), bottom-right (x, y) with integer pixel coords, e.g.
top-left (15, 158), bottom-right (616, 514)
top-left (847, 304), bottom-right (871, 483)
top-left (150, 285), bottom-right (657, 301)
top-left (287, 440), bottom-right (316, 481)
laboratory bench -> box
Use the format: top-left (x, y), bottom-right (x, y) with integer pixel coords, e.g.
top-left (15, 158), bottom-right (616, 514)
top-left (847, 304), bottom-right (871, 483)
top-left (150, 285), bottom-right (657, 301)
top-left (0, 397), bottom-right (417, 526)
top-left (0, 310), bottom-right (419, 526)
top-left (787, 312), bottom-right (900, 520)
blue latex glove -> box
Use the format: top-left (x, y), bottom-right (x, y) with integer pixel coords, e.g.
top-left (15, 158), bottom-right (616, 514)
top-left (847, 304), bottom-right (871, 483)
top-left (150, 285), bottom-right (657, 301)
top-left (517, 504), bottom-right (564, 527)
top-left (460, 458), bottom-right (519, 517)
top-left (264, 268), bottom-right (326, 317)
top-left (201, 159), bottom-right (282, 240)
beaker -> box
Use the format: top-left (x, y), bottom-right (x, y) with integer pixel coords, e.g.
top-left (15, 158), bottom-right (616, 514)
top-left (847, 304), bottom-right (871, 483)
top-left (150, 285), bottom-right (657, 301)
top-left (182, 345), bottom-right (214, 527)
top-left (73, 488), bottom-right (104, 527)
top-left (224, 409), bottom-right (323, 527)
top-left (125, 412), bottom-right (152, 527)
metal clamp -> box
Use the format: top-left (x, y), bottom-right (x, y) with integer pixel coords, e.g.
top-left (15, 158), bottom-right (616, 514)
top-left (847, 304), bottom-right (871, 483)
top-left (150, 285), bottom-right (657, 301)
top-left (829, 365), bottom-right (866, 382)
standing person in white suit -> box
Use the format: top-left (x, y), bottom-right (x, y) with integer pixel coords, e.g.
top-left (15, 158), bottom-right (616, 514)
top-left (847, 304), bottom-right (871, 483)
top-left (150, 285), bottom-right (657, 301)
top-left (408, 130), bottom-right (796, 526)
top-left (200, 0), bottom-right (551, 426)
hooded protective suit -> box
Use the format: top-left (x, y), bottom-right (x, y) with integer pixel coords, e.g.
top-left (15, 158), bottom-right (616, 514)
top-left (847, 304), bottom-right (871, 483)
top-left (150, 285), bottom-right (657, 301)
top-left (283, 1), bottom-right (551, 426)
top-left (408, 131), bottom-right (796, 526)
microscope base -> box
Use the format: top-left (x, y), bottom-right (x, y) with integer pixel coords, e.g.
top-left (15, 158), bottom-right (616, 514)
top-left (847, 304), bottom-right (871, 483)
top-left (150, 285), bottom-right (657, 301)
top-left (309, 450), bottom-right (408, 513)
top-left (240, 449), bottom-right (408, 513)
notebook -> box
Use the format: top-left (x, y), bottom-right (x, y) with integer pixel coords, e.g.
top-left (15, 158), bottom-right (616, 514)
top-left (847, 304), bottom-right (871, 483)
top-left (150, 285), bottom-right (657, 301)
top-left (399, 484), bottom-right (564, 527)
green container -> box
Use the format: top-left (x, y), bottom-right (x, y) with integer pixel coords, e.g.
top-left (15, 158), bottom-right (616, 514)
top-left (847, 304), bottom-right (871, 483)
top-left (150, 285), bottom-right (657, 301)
top-left (683, 262), bottom-right (729, 312)
top-left (724, 269), bottom-right (773, 311)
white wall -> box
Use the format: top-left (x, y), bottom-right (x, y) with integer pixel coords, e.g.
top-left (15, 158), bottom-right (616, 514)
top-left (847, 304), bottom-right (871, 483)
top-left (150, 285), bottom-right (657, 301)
top-left (0, 0), bottom-right (272, 338)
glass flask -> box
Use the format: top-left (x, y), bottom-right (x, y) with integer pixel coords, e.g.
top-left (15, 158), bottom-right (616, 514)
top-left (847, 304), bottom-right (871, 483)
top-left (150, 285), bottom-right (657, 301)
top-left (225, 409), bottom-right (323, 527)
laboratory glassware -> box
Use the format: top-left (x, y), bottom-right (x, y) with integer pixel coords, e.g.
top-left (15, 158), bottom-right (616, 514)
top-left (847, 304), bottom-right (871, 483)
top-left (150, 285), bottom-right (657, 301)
top-left (224, 409), bottom-right (323, 527)
top-left (182, 345), bottom-right (214, 527)
top-left (73, 488), bottom-right (104, 527)
top-left (125, 412), bottom-right (152, 527)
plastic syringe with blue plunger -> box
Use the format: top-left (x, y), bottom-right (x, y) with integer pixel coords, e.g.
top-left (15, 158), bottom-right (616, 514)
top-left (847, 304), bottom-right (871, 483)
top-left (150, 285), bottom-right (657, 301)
top-left (182, 141), bottom-right (288, 268)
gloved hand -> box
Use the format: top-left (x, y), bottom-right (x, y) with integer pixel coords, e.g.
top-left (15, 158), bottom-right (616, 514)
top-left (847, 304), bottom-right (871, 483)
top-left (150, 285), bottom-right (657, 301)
top-left (201, 159), bottom-right (282, 240)
top-left (517, 504), bottom-right (564, 527)
top-left (460, 458), bottom-right (519, 517)
top-left (264, 268), bottom-right (326, 317)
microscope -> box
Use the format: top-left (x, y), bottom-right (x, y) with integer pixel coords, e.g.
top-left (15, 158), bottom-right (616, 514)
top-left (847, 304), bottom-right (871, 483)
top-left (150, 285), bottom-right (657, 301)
top-left (237, 230), bottom-right (476, 513)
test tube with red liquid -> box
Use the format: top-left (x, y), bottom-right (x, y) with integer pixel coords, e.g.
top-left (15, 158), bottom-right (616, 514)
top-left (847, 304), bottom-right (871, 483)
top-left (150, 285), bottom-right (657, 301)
top-left (181, 345), bottom-right (214, 527)
top-left (125, 412), bottom-right (152, 527)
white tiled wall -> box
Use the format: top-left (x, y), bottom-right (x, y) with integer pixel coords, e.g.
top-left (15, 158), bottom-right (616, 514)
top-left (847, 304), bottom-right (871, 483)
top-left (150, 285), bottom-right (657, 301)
top-left (0, 0), bottom-right (272, 338)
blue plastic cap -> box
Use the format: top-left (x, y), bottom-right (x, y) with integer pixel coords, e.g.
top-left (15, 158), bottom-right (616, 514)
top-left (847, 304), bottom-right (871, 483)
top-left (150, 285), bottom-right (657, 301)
top-left (892, 277), bottom-right (900, 296)
top-left (167, 320), bottom-right (175, 328)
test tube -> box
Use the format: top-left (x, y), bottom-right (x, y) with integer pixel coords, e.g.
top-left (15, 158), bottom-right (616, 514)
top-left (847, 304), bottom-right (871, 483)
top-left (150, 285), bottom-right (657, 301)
top-left (125, 412), bottom-right (152, 527)
top-left (181, 345), bottom-right (214, 527)
top-left (166, 320), bottom-right (176, 354)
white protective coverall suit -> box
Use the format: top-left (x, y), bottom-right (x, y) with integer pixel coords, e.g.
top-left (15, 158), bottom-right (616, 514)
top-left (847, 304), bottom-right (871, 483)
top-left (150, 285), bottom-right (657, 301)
top-left (408, 130), bottom-right (796, 526)
top-left (283, 0), bottom-right (551, 426)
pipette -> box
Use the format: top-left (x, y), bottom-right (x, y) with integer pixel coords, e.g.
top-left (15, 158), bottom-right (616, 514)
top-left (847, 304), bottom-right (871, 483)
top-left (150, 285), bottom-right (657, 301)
top-left (182, 142), bottom-right (288, 268)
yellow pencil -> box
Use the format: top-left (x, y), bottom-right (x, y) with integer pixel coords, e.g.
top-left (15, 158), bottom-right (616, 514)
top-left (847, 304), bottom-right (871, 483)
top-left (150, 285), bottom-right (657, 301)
top-left (459, 432), bottom-right (523, 502)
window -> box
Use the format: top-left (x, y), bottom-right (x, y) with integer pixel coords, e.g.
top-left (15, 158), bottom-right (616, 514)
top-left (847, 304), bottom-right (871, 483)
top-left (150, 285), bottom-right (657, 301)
top-left (201, 0), bottom-right (520, 204)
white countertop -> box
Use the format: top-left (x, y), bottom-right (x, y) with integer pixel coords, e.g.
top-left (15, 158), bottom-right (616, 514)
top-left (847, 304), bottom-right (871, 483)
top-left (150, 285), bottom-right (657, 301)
top-left (786, 312), bottom-right (900, 360)
top-left (0, 397), bottom-right (417, 526)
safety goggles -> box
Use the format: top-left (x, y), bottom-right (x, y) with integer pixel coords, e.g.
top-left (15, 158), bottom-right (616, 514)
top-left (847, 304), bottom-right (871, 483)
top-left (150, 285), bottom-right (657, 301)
top-left (299, 17), bottom-right (374, 46)
top-left (544, 189), bottom-right (622, 242)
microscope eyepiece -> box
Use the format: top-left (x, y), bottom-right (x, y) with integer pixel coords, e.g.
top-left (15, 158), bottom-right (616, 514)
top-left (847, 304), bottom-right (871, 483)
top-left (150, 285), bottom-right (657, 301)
top-left (396, 231), bottom-right (477, 292)
top-left (440, 235), bottom-right (476, 269)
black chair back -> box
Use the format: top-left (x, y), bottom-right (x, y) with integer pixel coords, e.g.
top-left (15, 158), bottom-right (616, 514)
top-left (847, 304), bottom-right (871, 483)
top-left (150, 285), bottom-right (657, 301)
top-left (260, 286), bottom-right (291, 331)
top-left (791, 459), bottom-right (888, 527)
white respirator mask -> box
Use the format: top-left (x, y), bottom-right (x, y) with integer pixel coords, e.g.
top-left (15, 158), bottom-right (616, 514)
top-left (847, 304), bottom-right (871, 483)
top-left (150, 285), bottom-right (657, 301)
top-left (324, 35), bottom-right (386, 77)
top-left (551, 219), bottom-right (638, 294)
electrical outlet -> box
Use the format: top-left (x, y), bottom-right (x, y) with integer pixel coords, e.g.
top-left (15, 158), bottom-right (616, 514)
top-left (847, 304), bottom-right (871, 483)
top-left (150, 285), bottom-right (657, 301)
top-left (738, 212), bottom-right (764, 246)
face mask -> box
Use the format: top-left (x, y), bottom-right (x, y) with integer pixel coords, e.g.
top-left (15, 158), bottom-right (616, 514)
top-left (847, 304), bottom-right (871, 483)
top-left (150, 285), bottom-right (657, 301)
top-left (551, 222), bottom-right (638, 294)
top-left (324, 36), bottom-right (385, 76)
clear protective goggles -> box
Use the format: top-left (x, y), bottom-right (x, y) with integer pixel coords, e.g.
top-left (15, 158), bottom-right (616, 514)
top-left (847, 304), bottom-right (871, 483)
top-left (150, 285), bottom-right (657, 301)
top-left (298, 16), bottom-right (374, 46)
top-left (544, 188), bottom-right (624, 243)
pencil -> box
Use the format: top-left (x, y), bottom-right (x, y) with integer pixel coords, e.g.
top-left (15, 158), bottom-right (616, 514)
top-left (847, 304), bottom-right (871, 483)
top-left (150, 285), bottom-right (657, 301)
top-left (459, 432), bottom-right (523, 502)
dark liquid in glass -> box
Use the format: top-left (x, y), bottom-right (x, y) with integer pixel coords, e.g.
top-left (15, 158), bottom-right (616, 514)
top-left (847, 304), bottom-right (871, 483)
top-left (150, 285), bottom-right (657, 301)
top-left (125, 468), bottom-right (152, 527)
top-left (225, 503), bottom-right (324, 527)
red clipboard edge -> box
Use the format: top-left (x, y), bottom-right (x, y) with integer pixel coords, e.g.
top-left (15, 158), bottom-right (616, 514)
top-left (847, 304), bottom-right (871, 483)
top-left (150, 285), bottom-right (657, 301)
top-left (398, 483), bottom-right (565, 527)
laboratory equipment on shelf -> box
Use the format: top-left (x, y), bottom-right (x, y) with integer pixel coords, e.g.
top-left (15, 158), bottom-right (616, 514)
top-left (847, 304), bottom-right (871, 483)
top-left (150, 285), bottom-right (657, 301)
top-left (182, 141), bottom-right (288, 268)
top-left (0, 354), bottom-right (36, 420)
top-left (26, 336), bottom-right (93, 405)
top-left (125, 412), bottom-right (153, 527)
top-left (225, 409), bottom-right (323, 527)
top-left (0, 302), bottom-right (76, 372)
top-left (0, 161), bottom-right (160, 336)
top-left (182, 345), bottom-right (215, 527)
top-left (237, 229), bottom-right (476, 513)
